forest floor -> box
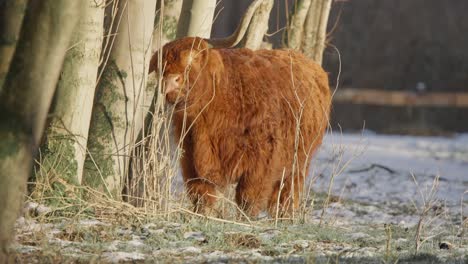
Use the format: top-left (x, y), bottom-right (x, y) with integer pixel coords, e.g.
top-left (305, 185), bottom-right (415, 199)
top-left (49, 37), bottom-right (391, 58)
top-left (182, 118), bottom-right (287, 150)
top-left (10, 132), bottom-right (468, 263)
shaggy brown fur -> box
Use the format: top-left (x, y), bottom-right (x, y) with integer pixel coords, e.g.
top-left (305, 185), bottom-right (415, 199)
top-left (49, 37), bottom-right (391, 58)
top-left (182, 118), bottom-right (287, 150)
top-left (149, 37), bottom-right (331, 218)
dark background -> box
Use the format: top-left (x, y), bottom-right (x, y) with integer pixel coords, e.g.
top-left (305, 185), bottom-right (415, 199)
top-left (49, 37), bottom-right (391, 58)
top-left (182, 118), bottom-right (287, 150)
top-left (212, 0), bottom-right (468, 134)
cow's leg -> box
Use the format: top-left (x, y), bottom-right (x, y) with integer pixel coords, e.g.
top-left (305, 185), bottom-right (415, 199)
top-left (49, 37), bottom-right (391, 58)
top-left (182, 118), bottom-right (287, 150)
top-left (235, 166), bottom-right (274, 218)
top-left (187, 132), bottom-right (227, 216)
top-left (181, 155), bottom-right (218, 214)
top-left (184, 166), bottom-right (225, 216)
top-left (185, 178), bottom-right (218, 214)
top-left (268, 170), bottom-right (305, 218)
top-left (173, 128), bottom-right (219, 215)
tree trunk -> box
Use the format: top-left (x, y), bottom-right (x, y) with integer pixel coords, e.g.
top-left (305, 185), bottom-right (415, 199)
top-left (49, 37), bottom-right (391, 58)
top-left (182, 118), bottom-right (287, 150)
top-left (287, 0), bottom-right (312, 50)
top-left (125, 0), bottom-right (216, 207)
top-left (301, 0), bottom-right (332, 65)
top-left (177, 0), bottom-right (217, 38)
top-left (126, 0), bottom-right (183, 205)
top-left (152, 0), bottom-right (183, 52)
top-left (0, 0), bottom-right (81, 259)
top-left (83, 0), bottom-right (157, 197)
top-left (0, 0), bottom-right (28, 91)
top-left (242, 0), bottom-right (274, 50)
top-left (37, 0), bottom-right (105, 194)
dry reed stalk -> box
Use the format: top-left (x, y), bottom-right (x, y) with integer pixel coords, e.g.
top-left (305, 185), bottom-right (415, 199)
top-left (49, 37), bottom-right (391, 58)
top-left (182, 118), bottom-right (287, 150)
top-left (460, 191), bottom-right (467, 248)
top-left (411, 174), bottom-right (441, 253)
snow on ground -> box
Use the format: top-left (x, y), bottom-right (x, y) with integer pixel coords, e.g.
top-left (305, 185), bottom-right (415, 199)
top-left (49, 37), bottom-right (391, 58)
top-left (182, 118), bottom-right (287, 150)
top-left (312, 132), bottom-right (468, 224)
top-left (14, 132), bottom-right (467, 262)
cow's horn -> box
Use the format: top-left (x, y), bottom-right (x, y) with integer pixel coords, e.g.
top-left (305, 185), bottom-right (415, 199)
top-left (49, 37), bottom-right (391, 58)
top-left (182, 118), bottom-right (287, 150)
top-left (205, 0), bottom-right (265, 48)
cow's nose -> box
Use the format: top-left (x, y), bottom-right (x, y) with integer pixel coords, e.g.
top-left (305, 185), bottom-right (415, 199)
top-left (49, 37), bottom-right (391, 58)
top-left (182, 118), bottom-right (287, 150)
top-left (164, 74), bottom-right (181, 95)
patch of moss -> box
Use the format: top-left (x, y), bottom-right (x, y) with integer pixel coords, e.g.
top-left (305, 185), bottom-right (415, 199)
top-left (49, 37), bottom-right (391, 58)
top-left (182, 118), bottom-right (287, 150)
top-left (0, 130), bottom-right (21, 158)
top-left (118, 69), bottom-right (127, 80)
top-left (0, 108), bottom-right (30, 158)
top-left (98, 61), bottom-right (126, 101)
top-left (83, 60), bottom-right (127, 195)
top-left (0, 33), bottom-right (17, 45)
top-left (34, 125), bottom-right (81, 207)
top-left (146, 73), bottom-right (158, 94)
top-left (43, 131), bottom-right (78, 183)
top-left (163, 16), bottom-right (178, 41)
top-left (82, 107), bottom-right (115, 192)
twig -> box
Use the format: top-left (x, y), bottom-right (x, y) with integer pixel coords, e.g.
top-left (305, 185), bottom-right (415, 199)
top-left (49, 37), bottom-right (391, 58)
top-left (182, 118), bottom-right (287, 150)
top-left (348, 163), bottom-right (397, 174)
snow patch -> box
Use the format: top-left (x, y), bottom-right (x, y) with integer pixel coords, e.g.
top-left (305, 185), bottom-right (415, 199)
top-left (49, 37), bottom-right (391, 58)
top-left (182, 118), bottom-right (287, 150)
top-left (102, 252), bottom-right (146, 262)
top-left (314, 133), bottom-right (468, 209)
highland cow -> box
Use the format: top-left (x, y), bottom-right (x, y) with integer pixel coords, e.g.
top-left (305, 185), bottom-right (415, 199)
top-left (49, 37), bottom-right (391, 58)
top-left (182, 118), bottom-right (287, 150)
top-left (149, 3), bottom-right (331, 218)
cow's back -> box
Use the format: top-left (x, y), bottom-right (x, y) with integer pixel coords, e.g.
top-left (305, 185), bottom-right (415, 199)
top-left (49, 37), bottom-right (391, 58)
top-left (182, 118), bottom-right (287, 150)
top-left (206, 48), bottom-right (331, 184)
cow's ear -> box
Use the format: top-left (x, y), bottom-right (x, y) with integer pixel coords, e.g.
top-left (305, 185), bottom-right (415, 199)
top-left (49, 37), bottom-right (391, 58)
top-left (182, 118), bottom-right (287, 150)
top-left (149, 53), bottom-right (158, 73)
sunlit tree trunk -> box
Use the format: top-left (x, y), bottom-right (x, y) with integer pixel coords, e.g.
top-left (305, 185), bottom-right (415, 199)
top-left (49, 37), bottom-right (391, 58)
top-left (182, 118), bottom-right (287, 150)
top-left (287, 0), bottom-right (312, 50)
top-left (0, 0), bottom-right (28, 91)
top-left (126, 0), bottom-right (216, 207)
top-left (177, 0), bottom-right (216, 38)
top-left (126, 0), bottom-right (183, 205)
top-left (301, 0), bottom-right (332, 65)
top-left (152, 0), bottom-right (183, 52)
top-left (37, 0), bottom-right (105, 193)
top-left (0, 0), bottom-right (81, 259)
top-left (242, 0), bottom-right (274, 50)
top-left (83, 0), bottom-right (157, 197)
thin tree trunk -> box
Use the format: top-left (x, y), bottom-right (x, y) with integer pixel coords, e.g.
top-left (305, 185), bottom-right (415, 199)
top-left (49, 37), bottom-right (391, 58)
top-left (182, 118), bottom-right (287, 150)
top-left (177, 0), bottom-right (217, 38)
top-left (38, 0), bottom-right (105, 191)
top-left (83, 0), bottom-right (157, 196)
top-left (0, 0), bottom-right (28, 91)
top-left (301, 0), bottom-right (332, 65)
top-left (287, 0), bottom-right (312, 50)
top-left (126, 0), bottom-right (183, 205)
top-left (242, 0), bottom-right (274, 50)
top-left (125, 0), bottom-right (216, 206)
top-left (0, 0), bottom-right (81, 259)
top-left (152, 0), bottom-right (183, 52)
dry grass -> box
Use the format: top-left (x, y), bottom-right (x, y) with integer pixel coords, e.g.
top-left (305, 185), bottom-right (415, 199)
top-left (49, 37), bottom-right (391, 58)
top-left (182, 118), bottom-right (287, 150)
top-left (410, 174), bottom-right (444, 253)
top-left (224, 232), bottom-right (262, 248)
top-left (460, 190), bottom-right (467, 248)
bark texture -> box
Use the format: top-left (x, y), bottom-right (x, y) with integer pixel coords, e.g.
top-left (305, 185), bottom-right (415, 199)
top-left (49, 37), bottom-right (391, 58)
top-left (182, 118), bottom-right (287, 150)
top-left (242, 0), bottom-right (274, 50)
top-left (125, 0), bottom-right (184, 205)
top-left (177, 0), bottom-right (216, 38)
top-left (39, 0), bottom-right (105, 190)
top-left (0, 0), bottom-right (28, 91)
top-left (126, 0), bottom-right (215, 206)
top-left (0, 0), bottom-right (81, 259)
top-left (83, 0), bottom-right (157, 196)
top-left (287, 0), bottom-right (312, 50)
top-left (302, 0), bottom-right (332, 65)
top-left (153, 0), bottom-right (183, 52)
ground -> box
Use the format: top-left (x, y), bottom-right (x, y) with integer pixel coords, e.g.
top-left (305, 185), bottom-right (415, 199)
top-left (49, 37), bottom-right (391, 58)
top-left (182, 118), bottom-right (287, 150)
top-left (11, 133), bottom-right (468, 263)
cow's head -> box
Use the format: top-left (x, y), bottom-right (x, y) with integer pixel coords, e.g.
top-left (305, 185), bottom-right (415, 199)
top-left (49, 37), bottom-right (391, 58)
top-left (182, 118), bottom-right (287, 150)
top-left (149, 0), bottom-right (264, 105)
top-left (151, 38), bottom-right (211, 105)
